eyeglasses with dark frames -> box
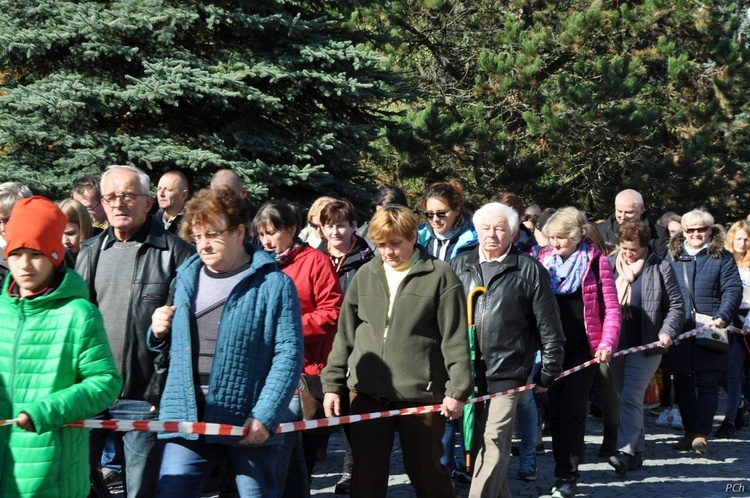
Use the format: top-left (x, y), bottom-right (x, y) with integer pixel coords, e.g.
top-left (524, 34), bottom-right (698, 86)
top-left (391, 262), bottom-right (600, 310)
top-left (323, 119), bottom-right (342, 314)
top-left (101, 193), bottom-right (149, 206)
top-left (684, 226), bottom-right (709, 234)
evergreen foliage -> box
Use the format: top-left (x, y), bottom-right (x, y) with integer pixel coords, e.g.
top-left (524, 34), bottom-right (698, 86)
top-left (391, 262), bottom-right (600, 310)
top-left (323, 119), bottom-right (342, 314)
top-left (0, 0), bottom-right (398, 206)
top-left (357, 0), bottom-right (750, 220)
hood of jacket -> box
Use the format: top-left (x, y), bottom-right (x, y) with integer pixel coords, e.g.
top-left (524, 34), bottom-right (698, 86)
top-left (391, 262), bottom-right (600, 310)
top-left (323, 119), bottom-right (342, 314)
top-left (668, 224), bottom-right (726, 260)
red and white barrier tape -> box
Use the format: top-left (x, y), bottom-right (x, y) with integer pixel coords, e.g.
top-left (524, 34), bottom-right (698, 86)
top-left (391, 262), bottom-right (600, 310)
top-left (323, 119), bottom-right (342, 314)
top-left (0, 325), bottom-right (717, 436)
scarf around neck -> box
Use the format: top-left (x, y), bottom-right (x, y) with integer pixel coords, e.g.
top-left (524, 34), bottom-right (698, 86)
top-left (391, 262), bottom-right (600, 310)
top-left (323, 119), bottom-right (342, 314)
top-left (273, 238), bottom-right (305, 267)
top-left (615, 248), bottom-right (646, 311)
top-left (543, 241), bottom-right (589, 295)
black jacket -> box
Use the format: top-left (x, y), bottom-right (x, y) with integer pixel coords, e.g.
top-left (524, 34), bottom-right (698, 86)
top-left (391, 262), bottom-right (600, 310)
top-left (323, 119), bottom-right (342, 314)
top-left (75, 215), bottom-right (195, 401)
top-left (322, 234), bottom-right (374, 295)
top-left (450, 246), bottom-right (565, 392)
top-left (596, 214), bottom-right (669, 257)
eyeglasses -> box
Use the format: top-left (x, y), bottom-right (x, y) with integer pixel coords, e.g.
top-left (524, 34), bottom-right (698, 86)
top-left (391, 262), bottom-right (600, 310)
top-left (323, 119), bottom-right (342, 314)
top-left (423, 210), bottom-right (451, 220)
top-left (190, 227), bottom-right (234, 244)
top-left (84, 199), bottom-right (102, 212)
top-left (101, 193), bottom-right (149, 206)
top-left (522, 214), bottom-right (539, 223)
top-left (684, 226), bottom-right (710, 234)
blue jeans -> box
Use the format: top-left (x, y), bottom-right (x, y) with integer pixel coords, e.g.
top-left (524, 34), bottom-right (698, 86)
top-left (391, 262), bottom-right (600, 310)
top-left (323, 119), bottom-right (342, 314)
top-left (282, 394), bottom-right (310, 498)
top-left (90, 399), bottom-right (162, 498)
top-left (156, 437), bottom-right (293, 498)
top-left (516, 351), bottom-right (541, 458)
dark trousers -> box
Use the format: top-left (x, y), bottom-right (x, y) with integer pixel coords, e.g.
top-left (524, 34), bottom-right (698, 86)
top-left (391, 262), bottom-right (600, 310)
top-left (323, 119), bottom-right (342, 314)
top-left (349, 392), bottom-right (457, 498)
top-left (674, 370), bottom-right (722, 437)
top-left (548, 351), bottom-right (597, 480)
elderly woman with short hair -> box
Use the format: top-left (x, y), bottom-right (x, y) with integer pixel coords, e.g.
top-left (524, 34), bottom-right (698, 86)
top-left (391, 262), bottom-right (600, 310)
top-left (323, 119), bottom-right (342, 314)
top-left (666, 209), bottom-right (742, 453)
top-left (148, 188), bottom-right (304, 497)
top-left (607, 221), bottom-right (684, 477)
top-left (322, 204), bottom-right (473, 498)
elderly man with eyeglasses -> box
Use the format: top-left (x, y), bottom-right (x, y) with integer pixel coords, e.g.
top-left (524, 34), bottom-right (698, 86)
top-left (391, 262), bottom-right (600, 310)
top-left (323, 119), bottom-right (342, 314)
top-left (75, 165), bottom-right (195, 498)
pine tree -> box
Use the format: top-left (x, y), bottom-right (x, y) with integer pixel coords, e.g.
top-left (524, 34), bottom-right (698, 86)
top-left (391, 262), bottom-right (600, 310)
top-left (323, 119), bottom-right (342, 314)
top-left (0, 0), bottom-right (398, 206)
top-left (358, 0), bottom-right (750, 219)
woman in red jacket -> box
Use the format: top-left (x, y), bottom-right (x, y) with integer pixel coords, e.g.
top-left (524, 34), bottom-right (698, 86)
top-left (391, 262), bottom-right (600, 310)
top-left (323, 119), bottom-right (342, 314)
top-left (254, 201), bottom-right (343, 488)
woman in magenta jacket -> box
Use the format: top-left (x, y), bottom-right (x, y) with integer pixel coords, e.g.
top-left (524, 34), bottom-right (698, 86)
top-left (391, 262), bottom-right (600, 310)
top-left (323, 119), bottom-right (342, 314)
top-left (535, 207), bottom-right (621, 498)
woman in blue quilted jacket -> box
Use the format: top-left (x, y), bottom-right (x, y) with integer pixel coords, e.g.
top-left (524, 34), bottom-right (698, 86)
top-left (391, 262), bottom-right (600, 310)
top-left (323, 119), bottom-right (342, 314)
top-left (148, 188), bottom-right (304, 498)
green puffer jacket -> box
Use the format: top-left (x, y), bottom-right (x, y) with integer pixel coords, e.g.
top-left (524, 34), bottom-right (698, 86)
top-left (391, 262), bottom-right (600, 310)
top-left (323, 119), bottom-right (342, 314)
top-left (0, 267), bottom-right (122, 498)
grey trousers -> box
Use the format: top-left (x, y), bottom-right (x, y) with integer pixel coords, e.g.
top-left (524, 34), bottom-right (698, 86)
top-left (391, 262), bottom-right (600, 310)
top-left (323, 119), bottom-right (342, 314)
top-left (610, 352), bottom-right (662, 455)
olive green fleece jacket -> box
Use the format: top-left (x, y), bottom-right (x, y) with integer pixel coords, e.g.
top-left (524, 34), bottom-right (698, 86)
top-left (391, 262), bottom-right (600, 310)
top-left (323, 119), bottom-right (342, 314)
top-left (322, 245), bottom-right (473, 403)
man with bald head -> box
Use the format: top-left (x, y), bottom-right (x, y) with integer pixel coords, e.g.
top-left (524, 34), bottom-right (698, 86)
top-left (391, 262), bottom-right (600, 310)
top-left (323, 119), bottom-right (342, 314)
top-left (596, 189), bottom-right (669, 257)
top-left (210, 168), bottom-right (247, 199)
top-left (155, 171), bottom-right (189, 233)
top-left (210, 169), bottom-right (256, 228)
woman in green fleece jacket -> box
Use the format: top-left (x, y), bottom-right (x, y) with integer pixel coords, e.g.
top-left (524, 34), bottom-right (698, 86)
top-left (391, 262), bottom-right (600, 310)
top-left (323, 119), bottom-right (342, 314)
top-left (0, 197), bottom-right (122, 498)
top-left (322, 204), bottom-right (473, 498)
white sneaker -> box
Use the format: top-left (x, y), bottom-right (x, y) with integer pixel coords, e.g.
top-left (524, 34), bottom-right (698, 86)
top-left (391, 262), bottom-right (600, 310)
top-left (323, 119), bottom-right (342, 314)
top-left (655, 409), bottom-right (673, 427)
top-left (670, 409), bottom-right (684, 430)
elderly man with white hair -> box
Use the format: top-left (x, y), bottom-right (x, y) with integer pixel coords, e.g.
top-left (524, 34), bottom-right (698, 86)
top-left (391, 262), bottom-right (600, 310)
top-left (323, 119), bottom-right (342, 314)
top-left (450, 202), bottom-right (566, 498)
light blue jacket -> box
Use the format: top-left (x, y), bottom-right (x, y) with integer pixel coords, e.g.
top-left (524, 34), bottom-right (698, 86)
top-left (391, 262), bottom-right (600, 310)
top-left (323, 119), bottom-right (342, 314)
top-left (149, 245), bottom-right (304, 445)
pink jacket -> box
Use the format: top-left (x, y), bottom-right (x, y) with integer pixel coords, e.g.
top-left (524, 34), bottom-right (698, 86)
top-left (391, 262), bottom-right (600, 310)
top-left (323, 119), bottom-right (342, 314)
top-left (538, 242), bottom-right (621, 356)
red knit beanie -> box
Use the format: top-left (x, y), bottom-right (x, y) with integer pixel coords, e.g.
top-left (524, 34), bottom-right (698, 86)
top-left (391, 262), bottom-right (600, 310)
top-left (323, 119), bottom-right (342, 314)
top-left (3, 196), bottom-right (67, 267)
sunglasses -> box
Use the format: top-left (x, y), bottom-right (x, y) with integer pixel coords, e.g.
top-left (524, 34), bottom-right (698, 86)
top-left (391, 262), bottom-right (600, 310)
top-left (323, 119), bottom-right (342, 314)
top-left (423, 210), bottom-right (451, 220)
top-left (684, 226), bottom-right (709, 234)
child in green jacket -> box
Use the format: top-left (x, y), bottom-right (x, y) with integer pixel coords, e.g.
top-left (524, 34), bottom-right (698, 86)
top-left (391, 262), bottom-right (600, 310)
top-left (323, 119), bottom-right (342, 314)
top-left (0, 196), bottom-right (122, 498)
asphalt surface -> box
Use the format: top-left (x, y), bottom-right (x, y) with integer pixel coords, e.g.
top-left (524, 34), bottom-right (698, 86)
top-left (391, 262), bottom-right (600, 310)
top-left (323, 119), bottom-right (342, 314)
top-left (309, 393), bottom-right (750, 498)
top-left (106, 392), bottom-right (750, 497)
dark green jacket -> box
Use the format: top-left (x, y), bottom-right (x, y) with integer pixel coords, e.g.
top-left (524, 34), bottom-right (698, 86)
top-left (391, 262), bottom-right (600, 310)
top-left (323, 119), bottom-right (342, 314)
top-left (322, 245), bottom-right (473, 403)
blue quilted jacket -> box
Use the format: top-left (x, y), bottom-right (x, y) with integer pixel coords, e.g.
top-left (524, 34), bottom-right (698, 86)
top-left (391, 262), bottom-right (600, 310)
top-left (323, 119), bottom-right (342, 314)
top-left (150, 245), bottom-right (304, 445)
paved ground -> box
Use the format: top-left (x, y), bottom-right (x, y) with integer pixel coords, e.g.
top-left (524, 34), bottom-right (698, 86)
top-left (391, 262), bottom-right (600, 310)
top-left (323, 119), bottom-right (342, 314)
top-left (310, 394), bottom-right (750, 498)
top-left (107, 393), bottom-right (750, 497)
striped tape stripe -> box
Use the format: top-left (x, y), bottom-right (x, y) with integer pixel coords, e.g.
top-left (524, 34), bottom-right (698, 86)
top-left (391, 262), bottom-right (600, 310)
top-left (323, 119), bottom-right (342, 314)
top-left (0, 325), bottom-right (715, 435)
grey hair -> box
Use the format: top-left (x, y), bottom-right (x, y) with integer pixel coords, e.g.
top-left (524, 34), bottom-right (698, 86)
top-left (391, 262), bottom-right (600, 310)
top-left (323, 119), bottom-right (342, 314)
top-left (0, 182), bottom-right (33, 215)
top-left (615, 189), bottom-right (644, 209)
top-left (101, 165), bottom-right (150, 195)
top-left (473, 202), bottom-right (520, 234)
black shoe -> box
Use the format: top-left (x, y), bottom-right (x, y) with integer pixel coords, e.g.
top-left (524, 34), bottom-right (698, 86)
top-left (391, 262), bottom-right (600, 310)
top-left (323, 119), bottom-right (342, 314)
top-left (715, 420), bottom-right (736, 439)
top-left (608, 451), bottom-right (631, 477)
top-left (598, 427), bottom-right (618, 458)
top-left (672, 433), bottom-right (696, 451)
top-left (334, 473), bottom-right (351, 494)
top-left (549, 478), bottom-right (577, 498)
top-left (735, 402), bottom-right (748, 430)
top-left (628, 451), bottom-right (643, 471)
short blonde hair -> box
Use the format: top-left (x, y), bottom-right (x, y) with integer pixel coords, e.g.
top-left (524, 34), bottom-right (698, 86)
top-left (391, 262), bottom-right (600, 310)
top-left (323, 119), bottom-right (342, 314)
top-left (307, 196), bottom-right (336, 224)
top-left (368, 205), bottom-right (418, 245)
top-left (542, 206), bottom-right (588, 244)
top-left (681, 209), bottom-right (713, 229)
